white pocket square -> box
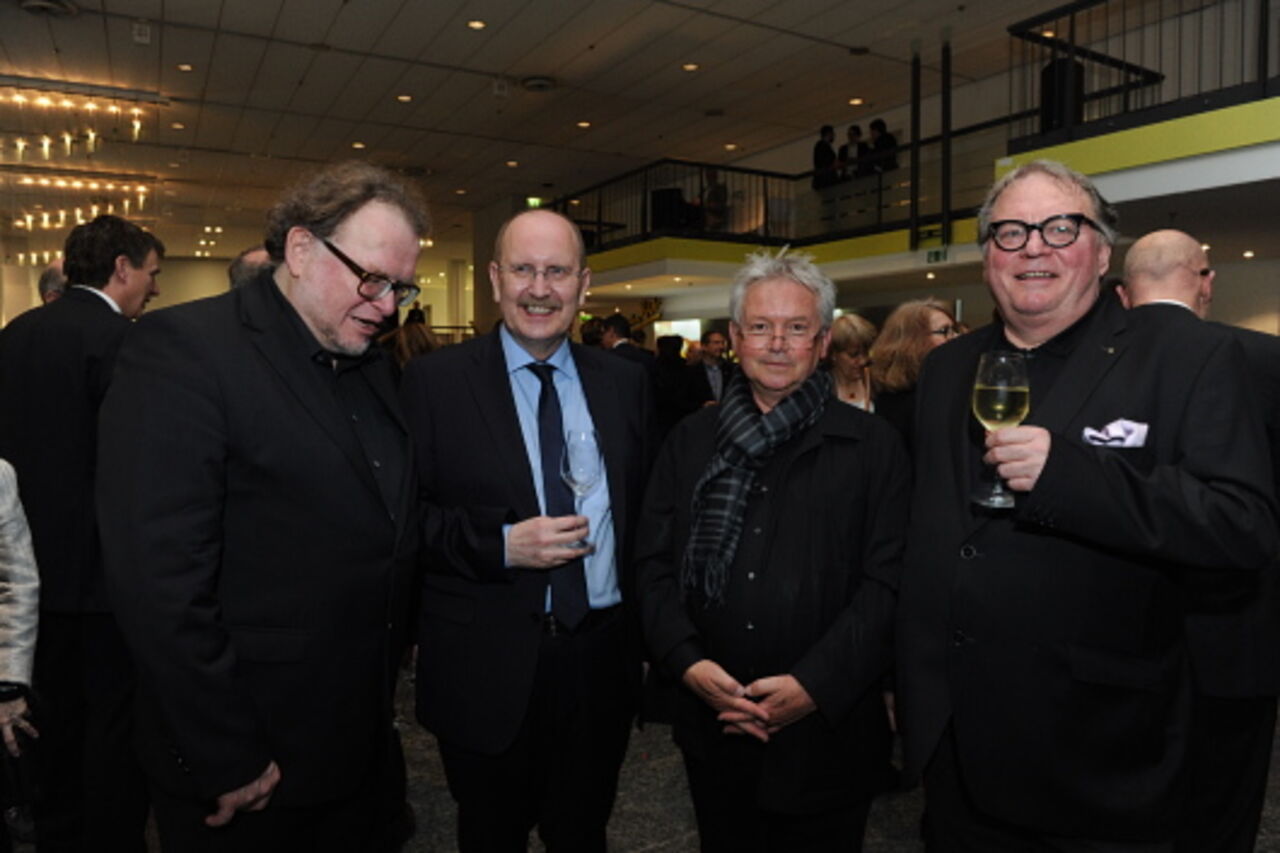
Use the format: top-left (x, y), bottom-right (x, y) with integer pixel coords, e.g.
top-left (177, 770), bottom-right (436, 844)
top-left (1082, 418), bottom-right (1148, 448)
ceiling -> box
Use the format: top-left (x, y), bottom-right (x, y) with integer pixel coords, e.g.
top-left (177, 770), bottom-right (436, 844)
top-left (0, 0), bottom-right (1058, 264)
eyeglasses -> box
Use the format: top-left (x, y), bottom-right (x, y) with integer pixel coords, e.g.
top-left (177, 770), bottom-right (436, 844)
top-left (496, 263), bottom-right (582, 285)
top-left (986, 213), bottom-right (1102, 252)
top-left (318, 236), bottom-right (420, 308)
top-left (740, 321), bottom-right (821, 348)
top-left (930, 324), bottom-right (959, 338)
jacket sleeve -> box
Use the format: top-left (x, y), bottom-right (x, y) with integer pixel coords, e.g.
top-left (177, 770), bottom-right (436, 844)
top-left (96, 315), bottom-right (272, 799)
top-left (0, 461), bottom-right (39, 686)
top-left (1021, 332), bottom-right (1278, 571)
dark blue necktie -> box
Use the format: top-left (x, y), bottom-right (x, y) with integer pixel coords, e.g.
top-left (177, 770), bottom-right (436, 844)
top-left (528, 363), bottom-right (590, 629)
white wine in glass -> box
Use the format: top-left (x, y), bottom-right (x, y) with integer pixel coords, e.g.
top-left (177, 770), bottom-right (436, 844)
top-left (560, 430), bottom-right (603, 547)
top-left (971, 351), bottom-right (1030, 508)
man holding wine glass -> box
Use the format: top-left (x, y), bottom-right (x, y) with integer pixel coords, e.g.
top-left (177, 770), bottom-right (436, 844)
top-left (896, 160), bottom-right (1277, 851)
top-left (400, 208), bottom-right (653, 852)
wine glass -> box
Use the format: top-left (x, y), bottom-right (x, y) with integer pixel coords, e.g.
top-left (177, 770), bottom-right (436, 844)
top-left (560, 430), bottom-right (603, 547)
top-left (970, 351), bottom-right (1030, 508)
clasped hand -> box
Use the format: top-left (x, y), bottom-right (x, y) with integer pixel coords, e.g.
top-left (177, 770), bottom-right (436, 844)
top-left (682, 659), bottom-right (815, 743)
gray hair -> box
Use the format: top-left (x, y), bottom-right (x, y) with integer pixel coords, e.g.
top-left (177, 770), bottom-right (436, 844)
top-left (977, 159), bottom-right (1119, 247)
top-left (37, 265), bottom-right (66, 300)
top-left (729, 248), bottom-right (836, 331)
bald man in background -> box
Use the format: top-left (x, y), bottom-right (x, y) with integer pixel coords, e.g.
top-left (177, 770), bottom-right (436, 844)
top-left (1119, 228), bottom-right (1280, 853)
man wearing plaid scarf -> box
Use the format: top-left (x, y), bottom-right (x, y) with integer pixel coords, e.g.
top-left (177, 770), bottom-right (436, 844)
top-left (637, 250), bottom-right (910, 852)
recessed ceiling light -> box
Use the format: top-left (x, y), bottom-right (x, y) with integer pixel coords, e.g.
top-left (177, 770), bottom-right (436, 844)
top-left (1200, 243), bottom-right (1211, 251)
top-left (682, 63), bottom-right (699, 72)
top-left (455, 188), bottom-right (467, 195)
top-left (177, 63), bottom-right (193, 72)
top-left (625, 284), bottom-right (633, 290)
top-left (351, 141), bottom-right (366, 149)
top-left (848, 97), bottom-right (864, 106)
top-left (1243, 250), bottom-right (1255, 259)
top-left (396, 94), bottom-right (412, 103)
top-left (1043, 29), bottom-right (1056, 37)
top-left (506, 160), bottom-right (519, 168)
top-left (926, 272), bottom-right (936, 280)
top-left (467, 19), bottom-right (486, 29)
top-left (170, 121), bottom-right (185, 130)
top-left (576, 120), bottom-right (591, 128)
top-left (724, 143), bottom-right (738, 151)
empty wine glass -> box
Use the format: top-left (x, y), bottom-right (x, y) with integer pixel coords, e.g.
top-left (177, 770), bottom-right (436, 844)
top-left (560, 430), bottom-right (603, 547)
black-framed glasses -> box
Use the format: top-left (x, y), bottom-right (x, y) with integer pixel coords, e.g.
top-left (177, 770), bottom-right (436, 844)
top-left (318, 236), bottom-right (420, 307)
top-left (986, 213), bottom-right (1101, 252)
top-left (930, 324), bottom-right (959, 339)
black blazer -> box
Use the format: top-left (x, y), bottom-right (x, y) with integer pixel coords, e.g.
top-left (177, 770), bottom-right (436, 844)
top-left (1173, 313), bottom-right (1280, 697)
top-left (0, 288), bottom-right (129, 613)
top-left (896, 296), bottom-right (1277, 840)
top-left (400, 330), bottom-right (653, 755)
top-left (97, 276), bottom-right (417, 805)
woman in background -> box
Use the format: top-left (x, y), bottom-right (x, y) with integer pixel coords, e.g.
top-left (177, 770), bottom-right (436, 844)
top-left (869, 298), bottom-right (957, 450)
top-left (828, 314), bottom-right (878, 411)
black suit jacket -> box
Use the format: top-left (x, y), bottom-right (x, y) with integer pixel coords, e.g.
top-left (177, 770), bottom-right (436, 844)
top-left (897, 296), bottom-right (1277, 840)
top-left (1164, 311), bottom-right (1280, 698)
top-left (400, 330), bottom-right (652, 755)
top-left (97, 275), bottom-right (417, 804)
top-left (0, 287), bottom-right (129, 613)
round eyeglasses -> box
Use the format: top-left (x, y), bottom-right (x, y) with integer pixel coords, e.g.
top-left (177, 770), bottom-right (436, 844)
top-left (317, 236), bottom-right (421, 308)
top-left (986, 213), bottom-right (1102, 252)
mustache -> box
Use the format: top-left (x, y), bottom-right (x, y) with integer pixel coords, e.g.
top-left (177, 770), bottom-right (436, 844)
top-left (519, 296), bottom-right (563, 310)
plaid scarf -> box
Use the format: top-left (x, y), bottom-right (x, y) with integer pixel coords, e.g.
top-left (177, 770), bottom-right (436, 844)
top-left (681, 368), bottom-right (832, 606)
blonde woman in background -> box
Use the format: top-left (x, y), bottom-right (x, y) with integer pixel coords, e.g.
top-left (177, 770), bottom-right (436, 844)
top-left (828, 313), bottom-right (878, 411)
top-left (869, 298), bottom-right (958, 450)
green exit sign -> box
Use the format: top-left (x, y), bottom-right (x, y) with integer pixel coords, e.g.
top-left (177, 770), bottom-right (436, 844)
top-left (926, 248), bottom-right (948, 263)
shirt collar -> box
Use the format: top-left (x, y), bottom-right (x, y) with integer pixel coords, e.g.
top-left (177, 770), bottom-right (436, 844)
top-left (71, 284), bottom-right (121, 315)
top-left (266, 275), bottom-right (381, 370)
top-left (499, 325), bottom-right (576, 379)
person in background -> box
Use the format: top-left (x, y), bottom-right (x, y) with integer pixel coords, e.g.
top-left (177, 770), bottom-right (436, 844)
top-left (637, 249), bottom-right (909, 852)
top-left (868, 298), bottom-right (957, 450)
top-left (37, 262), bottom-right (66, 304)
top-left (653, 334), bottom-right (691, 441)
top-left (580, 316), bottom-right (605, 348)
top-left (828, 313), bottom-right (878, 410)
top-left (227, 245), bottom-right (271, 290)
top-left (868, 120), bottom-right (899, 173)
top-left (838, 125), bottom-right (870, 180)
top-left (0, 214), bottom-right (163, 853)
top-left (685, 329), bottom-right (732, 409)
top-left (1118, 228), bottom-right (1280, 853)
top-left (812, 126), bottom-right (838, 189)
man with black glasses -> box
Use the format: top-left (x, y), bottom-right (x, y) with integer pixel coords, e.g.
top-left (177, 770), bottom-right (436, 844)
top-left (97, 162), bottom-right (428, 852)
top-left (896, 160), bottom-right (1276, 851)
top-left (401, 208), bottom-right (652, 852)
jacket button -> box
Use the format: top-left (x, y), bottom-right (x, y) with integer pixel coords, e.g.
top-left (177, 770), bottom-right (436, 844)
top-left (959, 544), bottom-right (978, 560)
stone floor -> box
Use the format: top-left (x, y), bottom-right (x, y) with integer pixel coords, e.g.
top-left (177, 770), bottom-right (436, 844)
top-left (397, 676), bottom-right (1280, 853)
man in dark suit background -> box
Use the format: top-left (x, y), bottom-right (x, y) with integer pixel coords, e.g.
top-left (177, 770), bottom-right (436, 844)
top-left (1118, 228), bottom-right (1280, 853)
top-left (401, 208), bottom-right (652, 852)
top-left (96, 162), bottom-right (427, 851)
top-left (601, 313), bottom-right (656, 377)
top-left (0, 214), bottom-right (162, 852)
top-left (897, 161), bottom-right (1277, 850)
top-left (685, 328), bottom-right (732, 409)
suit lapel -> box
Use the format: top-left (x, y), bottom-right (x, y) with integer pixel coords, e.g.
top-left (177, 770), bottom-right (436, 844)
top-left (574, 345), bottom-right (630, 551)
top-left (467, 331), bottom-right (540, 519)
top-left (1024, 298), bottom-right (1129, 435)
top-left (238, 279), bottom-right (384, 506)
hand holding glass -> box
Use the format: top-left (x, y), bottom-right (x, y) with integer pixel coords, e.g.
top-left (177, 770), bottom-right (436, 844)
top-left (560, 430), bottom-right (603, 548)
top-left (971, 351), bottom-right (1030, 508)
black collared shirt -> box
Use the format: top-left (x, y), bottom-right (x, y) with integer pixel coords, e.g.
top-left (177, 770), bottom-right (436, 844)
top-left (268, 278), bottom-right (407, 518)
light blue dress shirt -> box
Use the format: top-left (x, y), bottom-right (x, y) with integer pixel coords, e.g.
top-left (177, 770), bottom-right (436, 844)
top-left (500, 326), bottom-right (620, 610)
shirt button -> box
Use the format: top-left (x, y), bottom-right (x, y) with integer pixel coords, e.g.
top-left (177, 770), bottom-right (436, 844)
top-left (747, 571), bottom-right (755, 581)
top-left (959, 544), bottom-right (978, 560)
top-left (372, 459), bottom-right (382, 469)
top-left (746, 622), bottom-right (755, 631)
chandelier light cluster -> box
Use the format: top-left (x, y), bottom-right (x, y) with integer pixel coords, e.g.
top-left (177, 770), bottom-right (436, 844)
top-left (0, 85), bottom-right (151, 162)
